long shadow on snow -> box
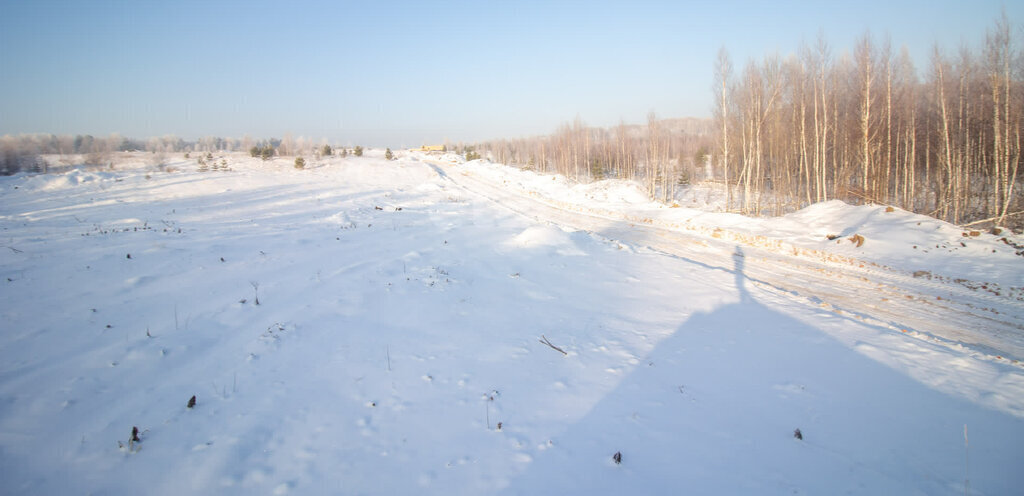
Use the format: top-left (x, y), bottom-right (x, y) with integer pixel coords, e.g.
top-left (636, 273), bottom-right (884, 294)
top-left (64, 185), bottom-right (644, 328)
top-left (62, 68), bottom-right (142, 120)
top-left (499, 247), bottom-right (1023, 495)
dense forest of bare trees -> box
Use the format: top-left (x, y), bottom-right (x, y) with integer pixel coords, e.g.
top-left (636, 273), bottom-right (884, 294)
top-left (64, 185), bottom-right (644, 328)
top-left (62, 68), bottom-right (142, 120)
top-left (475, 13), bottom-right (1022, 229)
top-left (714, 13), bottom-right (1022, 226)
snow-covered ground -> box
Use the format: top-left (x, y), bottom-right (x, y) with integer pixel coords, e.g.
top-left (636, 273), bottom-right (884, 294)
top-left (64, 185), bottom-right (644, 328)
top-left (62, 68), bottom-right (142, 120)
top-left (1, 151), bottom-right (1022, 494)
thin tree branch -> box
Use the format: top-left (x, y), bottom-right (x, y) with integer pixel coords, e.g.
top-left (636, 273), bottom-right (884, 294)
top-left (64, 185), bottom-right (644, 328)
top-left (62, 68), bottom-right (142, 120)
top-left (962, 210), bottom-right (1024, 227)
top-left (539, 335), bottom-right (567, 356)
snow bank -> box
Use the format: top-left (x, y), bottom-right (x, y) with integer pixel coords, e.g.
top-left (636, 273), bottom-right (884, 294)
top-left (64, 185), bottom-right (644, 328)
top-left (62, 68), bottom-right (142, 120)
top-left (17, 168), bottom-right (116, 191)
top-left (445, 155), bottom-right (1023, 289)
top-left (506, 225), bottom-right (587, 256)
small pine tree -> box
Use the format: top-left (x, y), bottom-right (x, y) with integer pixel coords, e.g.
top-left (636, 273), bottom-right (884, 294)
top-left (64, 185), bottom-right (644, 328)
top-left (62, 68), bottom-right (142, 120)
top-left (385, 148), bottom-right (394, 160)
top-left (354, 146), bottom-right (363, 157)
top-left (340, 148), bottom-right (348, 158)
top-left (589, 158), bottom-right (604, 179)
top-left (260, 146), bottom-right (274, 161)
top-left (294, 157), bottom-right (305, 169)
top-left (249, 146), bottom-right (259, 158)
top-left (321, 144), bottom-right (332, 156)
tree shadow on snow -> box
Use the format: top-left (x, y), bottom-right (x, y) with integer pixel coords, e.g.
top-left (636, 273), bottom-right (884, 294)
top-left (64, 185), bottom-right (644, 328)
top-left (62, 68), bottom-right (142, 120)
top-left (499, 246), bottom-right (1024, 495)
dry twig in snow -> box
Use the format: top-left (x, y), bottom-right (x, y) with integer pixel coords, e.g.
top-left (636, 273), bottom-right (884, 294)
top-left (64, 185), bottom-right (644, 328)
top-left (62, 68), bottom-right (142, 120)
top-left (539, 334), bottom-right (567, 355)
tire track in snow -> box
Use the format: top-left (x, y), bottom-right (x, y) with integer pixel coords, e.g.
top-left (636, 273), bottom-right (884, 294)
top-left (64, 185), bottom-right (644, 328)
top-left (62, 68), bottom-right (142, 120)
top-left (424, 160), bottom-right (1024, 364)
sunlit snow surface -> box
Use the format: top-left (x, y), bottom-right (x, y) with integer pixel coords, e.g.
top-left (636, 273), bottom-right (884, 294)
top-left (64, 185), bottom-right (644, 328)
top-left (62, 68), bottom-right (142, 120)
top-left (1, 151), bottom-right (1021, 495)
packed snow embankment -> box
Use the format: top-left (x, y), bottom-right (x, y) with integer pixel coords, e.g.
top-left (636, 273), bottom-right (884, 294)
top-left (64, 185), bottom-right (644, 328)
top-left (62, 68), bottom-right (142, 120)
top-left (437, 154), bottom-right (1024, 295)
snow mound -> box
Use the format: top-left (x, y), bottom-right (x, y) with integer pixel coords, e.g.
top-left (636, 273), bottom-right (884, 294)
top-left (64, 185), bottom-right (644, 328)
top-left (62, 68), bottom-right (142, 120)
top-left (508, 225), bottom-right (586, 255)
top-left (22, 169), bottom-right (111, 191)
top-left (776, 200), bottom-right (1023, 285)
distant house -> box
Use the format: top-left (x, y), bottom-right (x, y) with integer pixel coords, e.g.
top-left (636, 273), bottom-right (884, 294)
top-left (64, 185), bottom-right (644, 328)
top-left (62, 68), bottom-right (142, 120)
top-left (420, 145), bottom-right (445, 152)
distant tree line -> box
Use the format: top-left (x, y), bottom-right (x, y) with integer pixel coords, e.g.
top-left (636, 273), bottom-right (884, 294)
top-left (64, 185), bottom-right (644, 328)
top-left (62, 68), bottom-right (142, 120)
top-left (0, 132), bottom-right (362, 174)
top-left (473, 116), bottom-right (715, 203)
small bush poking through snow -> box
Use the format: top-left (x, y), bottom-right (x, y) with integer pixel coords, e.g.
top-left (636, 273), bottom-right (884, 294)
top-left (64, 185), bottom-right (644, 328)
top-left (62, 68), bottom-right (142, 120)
top-left (794, 428), bottom-right (803, 440)
top-left (613, 451), bottom-right (622, 464)
top-left (118, 426), bottom-right (144, 452)
top-left (187, 395), bottom-right (196, 409)
top-left (295, 157), bottom-right (305, 169)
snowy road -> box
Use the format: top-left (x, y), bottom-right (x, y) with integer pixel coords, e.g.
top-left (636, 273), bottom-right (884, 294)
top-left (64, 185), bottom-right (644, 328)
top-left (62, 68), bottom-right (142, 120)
top-left (425, 159), bottom-right (1024, 363)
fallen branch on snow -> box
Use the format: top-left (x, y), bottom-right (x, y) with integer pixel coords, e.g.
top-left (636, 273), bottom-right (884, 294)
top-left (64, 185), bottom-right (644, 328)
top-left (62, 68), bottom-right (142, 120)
top-left (539, 335), bottom-right (567, 356)
top-left (961, 210), bottom-right (1024, 227)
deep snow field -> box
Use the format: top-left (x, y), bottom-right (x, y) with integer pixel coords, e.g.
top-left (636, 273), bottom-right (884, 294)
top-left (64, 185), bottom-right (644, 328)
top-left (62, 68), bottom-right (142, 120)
top-left (1, 150), bottom-right (1022, 495)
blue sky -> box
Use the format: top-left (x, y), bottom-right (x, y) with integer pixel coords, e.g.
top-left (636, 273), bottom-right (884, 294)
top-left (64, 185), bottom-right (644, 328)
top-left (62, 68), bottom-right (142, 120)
top-left (0, 0), bottom-right (1019, 147)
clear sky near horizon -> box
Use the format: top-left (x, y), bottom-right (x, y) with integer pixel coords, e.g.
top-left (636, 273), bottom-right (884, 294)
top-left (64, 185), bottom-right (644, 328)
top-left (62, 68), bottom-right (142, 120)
top-left (0, 0), bottom-right (1020, 148)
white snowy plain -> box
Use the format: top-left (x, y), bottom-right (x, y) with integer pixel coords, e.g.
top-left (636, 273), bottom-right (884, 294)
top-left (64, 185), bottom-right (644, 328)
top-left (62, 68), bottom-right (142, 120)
top-left (1, 150), bottom-right (1022, 495)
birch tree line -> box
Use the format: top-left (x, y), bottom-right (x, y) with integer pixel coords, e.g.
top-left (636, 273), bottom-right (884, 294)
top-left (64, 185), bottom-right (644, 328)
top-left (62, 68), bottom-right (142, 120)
top-left (474, 116), bottom-right (714, 203)
top-left (715, 13), bottom-right (1022, 226)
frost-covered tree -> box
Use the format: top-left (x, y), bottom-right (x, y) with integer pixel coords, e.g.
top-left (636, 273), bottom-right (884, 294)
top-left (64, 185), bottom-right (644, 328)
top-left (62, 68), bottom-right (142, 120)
top-left (279, 133), bottom-right (294, 156)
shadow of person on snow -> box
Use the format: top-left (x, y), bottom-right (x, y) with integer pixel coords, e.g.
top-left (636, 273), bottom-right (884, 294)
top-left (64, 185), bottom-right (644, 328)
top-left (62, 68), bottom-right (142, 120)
top-left (498, 246), bottom-right (1023, 495)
